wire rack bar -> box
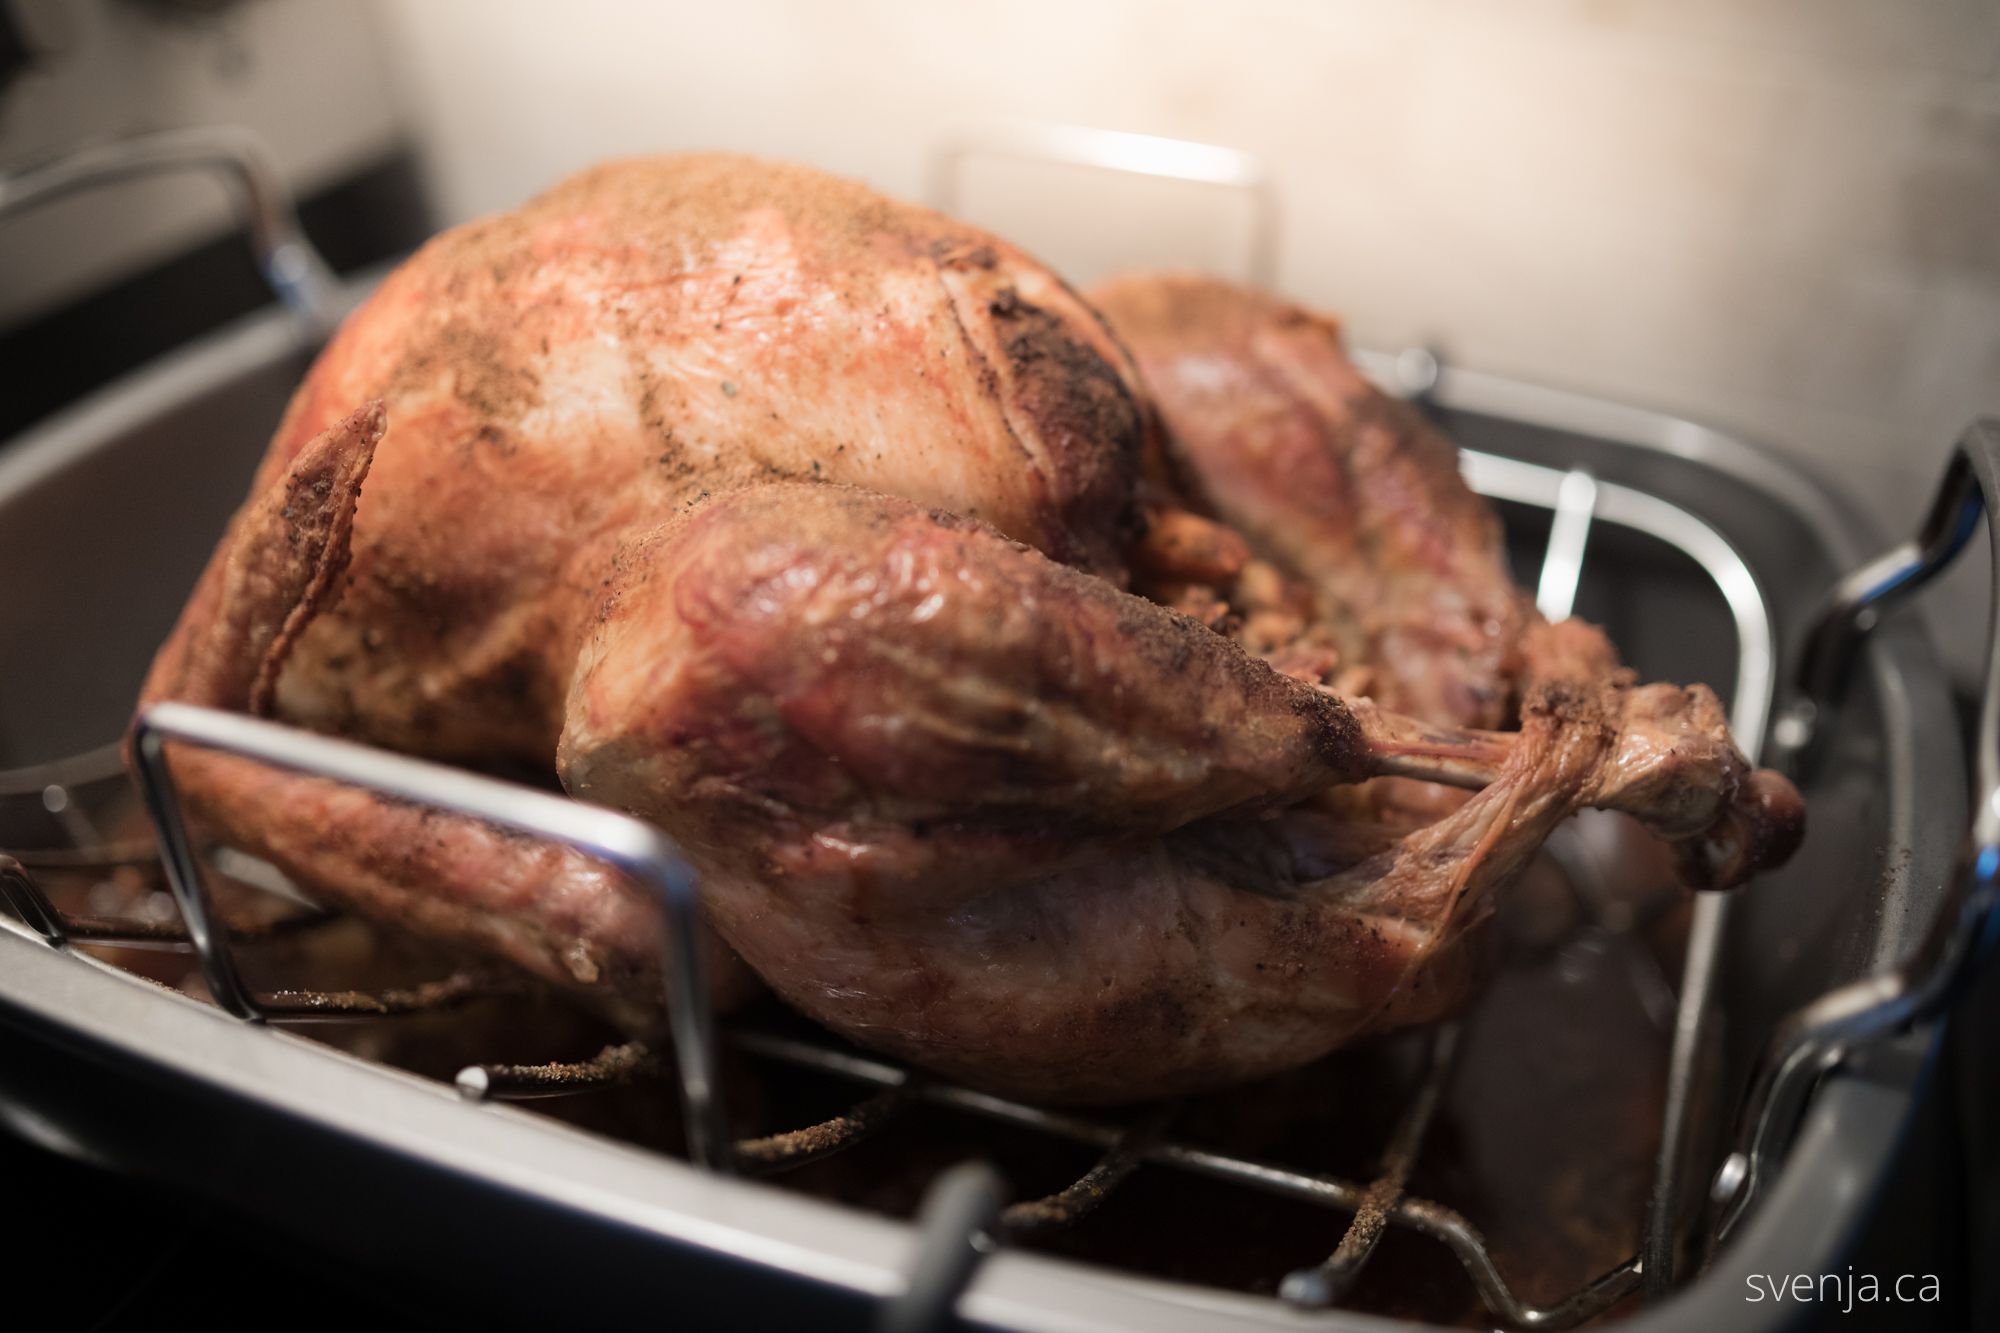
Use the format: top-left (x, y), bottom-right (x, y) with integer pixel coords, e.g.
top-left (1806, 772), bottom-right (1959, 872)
top-left (2, 850), bottom-right (337, 949)
top-left (739, 1088), bottom-right (913, 1174)
top-left (1280, 1022), bottom-right (1461, 1308)
top-left (126, 702), bottom-right (733, 1172)
top-left (456, 1040), bottom-right (659, 1102)
top-left (1534, 468), bottom-right (1598, 622)
top-left (1000, 1108), bottom-right (1169, 1238)
top-left (256, 971), bottom-right (521, 1023)
top-left (7, 839), bottom-right (161, 869)
top-left (730, 1028), bottom-right (1641, 1328)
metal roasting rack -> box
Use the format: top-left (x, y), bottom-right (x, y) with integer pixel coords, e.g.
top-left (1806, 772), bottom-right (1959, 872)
top-left (4, 121), bottom-right (1997, 1331)
top-left (2, 432), bottom-right (1782, 1331)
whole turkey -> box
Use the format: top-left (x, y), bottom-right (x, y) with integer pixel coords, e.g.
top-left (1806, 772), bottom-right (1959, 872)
top-left (136, 155), bottom-right (1801, 1102)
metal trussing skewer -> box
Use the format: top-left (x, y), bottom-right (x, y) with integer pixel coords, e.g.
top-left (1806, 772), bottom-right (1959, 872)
top-left (127, 701), bottom-right (733, 1172)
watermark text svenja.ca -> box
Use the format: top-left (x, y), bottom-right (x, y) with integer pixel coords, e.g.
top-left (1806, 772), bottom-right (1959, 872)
top-left (1745, 1269), bottom-right (1941, 1314)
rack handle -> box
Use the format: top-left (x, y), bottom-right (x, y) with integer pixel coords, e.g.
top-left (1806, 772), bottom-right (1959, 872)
top-left (0, 126), bottom-right (343, 339)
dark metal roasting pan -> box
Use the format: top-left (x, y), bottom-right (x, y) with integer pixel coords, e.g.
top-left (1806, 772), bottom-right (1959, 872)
top-left (1, 131), bottom-right (1993, 1332)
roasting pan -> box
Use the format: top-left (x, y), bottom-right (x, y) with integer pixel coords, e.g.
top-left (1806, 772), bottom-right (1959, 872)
top-left (0, 132), bottom-right (1991, 1331)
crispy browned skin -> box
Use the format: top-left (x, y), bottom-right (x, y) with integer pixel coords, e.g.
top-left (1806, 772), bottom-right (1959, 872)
top-left (142, 153), bottom-right (1151, 1022)
top-left (137, 159), bottom-right (1801, 1101)
top-left (234, 154), bottom-right (1151, 762)
top-left (1091, 272), bottom-right (1532, 729)
top-left (1093, 271), bottom-right (1802, 888)
top-left (134, 403), bottom-right (755, 1025)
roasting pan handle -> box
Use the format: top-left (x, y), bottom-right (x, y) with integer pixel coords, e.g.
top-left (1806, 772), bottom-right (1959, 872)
top-left (0, 126), bottom-right (342, 338)
top-left (1716, 416), bottom-right (2000, 1242)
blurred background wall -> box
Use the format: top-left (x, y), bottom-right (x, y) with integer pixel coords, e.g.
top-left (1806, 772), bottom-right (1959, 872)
top-left (0, 0), bottom-right (424, 440)
top-left (4, 0), bottom-right (1997, 674)
top-left (365, 0), bottom-right (2000, 545)
top-left (0, 0), bottom-right (402, 324)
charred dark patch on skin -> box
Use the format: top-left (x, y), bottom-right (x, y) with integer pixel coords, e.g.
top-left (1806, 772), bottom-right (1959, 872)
top-left (987, 288), bottom-right (1147, 561)
top-left (1290, 691), bottom-right (1371, 782)
top-left (1112, 599), bottom-right (1201, 677)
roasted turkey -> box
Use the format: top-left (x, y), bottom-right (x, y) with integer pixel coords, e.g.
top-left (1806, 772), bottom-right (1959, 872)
top-left (136, 155), bottom-right (1802, 1102)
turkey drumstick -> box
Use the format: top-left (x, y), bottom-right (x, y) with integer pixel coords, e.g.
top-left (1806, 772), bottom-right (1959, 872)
top-left (1091, 270), bottom-right (1802, 889)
